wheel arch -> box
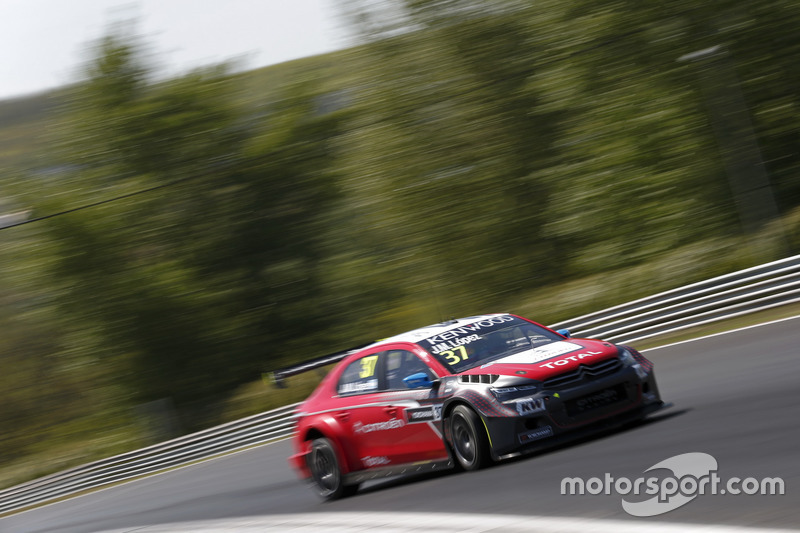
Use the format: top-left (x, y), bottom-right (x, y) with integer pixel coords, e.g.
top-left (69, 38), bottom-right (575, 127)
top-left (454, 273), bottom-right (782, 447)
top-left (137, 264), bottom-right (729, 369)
top-left (298, 416), bottom-right (356, 474)
top-left (303, 427), bottom-right (326, 442)
top-left (442, 397), bottom-right (493, 449)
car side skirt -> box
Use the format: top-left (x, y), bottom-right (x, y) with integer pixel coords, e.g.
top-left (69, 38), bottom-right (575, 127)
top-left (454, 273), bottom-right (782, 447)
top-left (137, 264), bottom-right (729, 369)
top-left (343, 457), bottom-right (454, 485)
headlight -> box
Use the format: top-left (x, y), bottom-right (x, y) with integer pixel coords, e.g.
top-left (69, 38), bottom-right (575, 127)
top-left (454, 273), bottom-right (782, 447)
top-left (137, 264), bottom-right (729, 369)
top-left (490, 382), bottom-right (539, 400)
top-left (618, 346), bottom-right (636, 366)
top-left (618, 345), bottom-right (648, 379)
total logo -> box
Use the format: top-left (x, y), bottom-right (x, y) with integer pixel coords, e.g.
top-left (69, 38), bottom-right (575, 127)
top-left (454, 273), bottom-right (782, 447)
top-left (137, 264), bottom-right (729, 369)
top-left (539, 351), bottom-right (602, 369)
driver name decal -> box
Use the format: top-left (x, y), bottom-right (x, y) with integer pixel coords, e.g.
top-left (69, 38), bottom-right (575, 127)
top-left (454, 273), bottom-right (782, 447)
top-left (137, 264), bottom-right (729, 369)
top-left (429, 334), bottom-right (481, 355)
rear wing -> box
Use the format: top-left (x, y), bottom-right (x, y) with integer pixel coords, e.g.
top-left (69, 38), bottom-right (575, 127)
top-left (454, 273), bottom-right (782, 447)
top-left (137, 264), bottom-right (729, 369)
top-left (268, 341), bottom-right (375, 388)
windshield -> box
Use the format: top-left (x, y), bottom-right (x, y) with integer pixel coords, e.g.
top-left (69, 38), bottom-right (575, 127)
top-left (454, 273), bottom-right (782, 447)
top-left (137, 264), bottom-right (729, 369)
top-left (417, 315), bottom-right (563, 373)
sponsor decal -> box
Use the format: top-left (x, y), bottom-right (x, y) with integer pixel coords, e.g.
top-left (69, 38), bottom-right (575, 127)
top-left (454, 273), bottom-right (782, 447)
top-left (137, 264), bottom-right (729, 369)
top-left (406, 405), bottom-right (443, 423)
top-left (353, 419), bottom-right (405, 434)
top-left (484, 341), bottom-right (583, 367)
top-left (561, 452), bottom-right (785, 517)
top-left (574, 388), bottom-right (618, 412)
top-left (423, 315), bottom-right (515, 345)
top-left (565, 385), bottom-right (625, 416)
top-left (538, 351), bottom-right (603, 369)
top-left (339, 378), bottom-right (378, 394)
top-left (514, 397), bottom-right (546, 416)
top-left (362, 455), bottom-right (391, 467)
top-left (519, 425), bottom-right (554, 444)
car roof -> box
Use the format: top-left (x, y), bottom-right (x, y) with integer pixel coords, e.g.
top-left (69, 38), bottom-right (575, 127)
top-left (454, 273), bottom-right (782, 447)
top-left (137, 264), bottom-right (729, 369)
top-left (380, 313), bottom-right (512, 345)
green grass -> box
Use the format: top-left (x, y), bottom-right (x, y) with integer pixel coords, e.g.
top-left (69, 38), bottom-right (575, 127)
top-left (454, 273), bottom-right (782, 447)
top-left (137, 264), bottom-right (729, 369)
top-left (220, 365), bottom-right (335, 421)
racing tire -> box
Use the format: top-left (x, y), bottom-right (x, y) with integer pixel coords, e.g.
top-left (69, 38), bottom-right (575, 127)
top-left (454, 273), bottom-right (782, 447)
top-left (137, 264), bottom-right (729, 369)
top-left (307, 438), bottom-right (358, 500)
top-left (448, 405), bottom-right (492, 471)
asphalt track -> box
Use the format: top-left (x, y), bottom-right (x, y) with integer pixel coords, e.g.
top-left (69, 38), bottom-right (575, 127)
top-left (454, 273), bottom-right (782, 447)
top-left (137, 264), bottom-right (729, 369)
top-left (3, 317), bottom-right (800, 532)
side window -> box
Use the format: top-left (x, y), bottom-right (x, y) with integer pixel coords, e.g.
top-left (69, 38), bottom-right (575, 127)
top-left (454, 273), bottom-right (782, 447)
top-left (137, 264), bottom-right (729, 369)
top-left (385, 350), bottom-right (435, 390)
top-left (337, 352), bottom-right (382, 396)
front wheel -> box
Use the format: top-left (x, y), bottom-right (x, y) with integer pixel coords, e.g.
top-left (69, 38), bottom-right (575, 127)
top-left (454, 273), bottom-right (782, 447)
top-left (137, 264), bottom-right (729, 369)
top-left (307, 438), bottom-right (358, 500)
top-left (448, 405), bottom-right (492, 471)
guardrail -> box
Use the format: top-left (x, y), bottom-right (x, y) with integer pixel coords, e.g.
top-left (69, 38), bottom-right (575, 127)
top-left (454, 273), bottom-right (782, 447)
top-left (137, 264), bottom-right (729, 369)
top-left (549, 253), bottom-right (800, 343)
top-left (3, 253), bottom-right (800, 515)
top-left (0, 403), bottom-right (299, 515)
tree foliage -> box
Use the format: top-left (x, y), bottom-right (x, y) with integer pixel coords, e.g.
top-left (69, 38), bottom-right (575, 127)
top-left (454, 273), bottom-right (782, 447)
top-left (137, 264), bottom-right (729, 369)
top-left (341, 0), bottom-right (799, 277)
top-left (31, 33), bottom-right (347, 420)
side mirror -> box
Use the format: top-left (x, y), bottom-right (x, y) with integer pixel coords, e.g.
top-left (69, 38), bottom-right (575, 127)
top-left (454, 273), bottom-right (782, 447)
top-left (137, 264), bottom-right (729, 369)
top-left (403, 372), bottom-right (434, 389)
top-left (556, 328), bottom-right (572, 338)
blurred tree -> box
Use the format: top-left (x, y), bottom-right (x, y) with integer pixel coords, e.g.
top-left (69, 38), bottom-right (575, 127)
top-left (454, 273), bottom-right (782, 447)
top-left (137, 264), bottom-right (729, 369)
top-left (0, 293), bottom-right (76, 460)
top-left (35, 31), bottom-right (347, 425)
top-left (339, 0), bottom-right (569, 309)
top-left (339, 0), bottom-right (797, 281)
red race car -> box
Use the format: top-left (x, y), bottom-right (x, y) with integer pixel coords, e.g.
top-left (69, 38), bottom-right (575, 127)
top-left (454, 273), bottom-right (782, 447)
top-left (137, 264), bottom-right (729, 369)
top-left (286, 313), bottom-right (665, 499)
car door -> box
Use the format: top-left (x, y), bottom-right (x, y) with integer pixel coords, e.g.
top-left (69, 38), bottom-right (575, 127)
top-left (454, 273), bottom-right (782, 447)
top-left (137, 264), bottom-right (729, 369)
top-left (332, 350), bottom-right (401, 469)
top-left (333, 348), bottom-right (447, 470)
top-left (375, 347), bottom-right (448, 465)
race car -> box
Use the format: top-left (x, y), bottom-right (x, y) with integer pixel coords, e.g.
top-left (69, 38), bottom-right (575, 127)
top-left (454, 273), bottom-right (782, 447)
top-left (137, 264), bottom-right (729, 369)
top-left (286, 313), bottom-right (665, 499)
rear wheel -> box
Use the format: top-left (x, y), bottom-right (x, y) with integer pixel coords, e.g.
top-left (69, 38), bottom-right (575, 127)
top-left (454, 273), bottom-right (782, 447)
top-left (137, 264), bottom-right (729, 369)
top-left (307, 438), bottom-right (358, 500)
top-left (448, 405), bottom-right (492, 471)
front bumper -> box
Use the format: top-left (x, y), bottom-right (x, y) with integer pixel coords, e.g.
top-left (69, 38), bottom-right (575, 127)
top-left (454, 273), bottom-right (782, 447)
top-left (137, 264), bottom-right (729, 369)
top-left (288, 441), bottom-right (312, 479)
top-left (484, 366), bottom-right (663, 457)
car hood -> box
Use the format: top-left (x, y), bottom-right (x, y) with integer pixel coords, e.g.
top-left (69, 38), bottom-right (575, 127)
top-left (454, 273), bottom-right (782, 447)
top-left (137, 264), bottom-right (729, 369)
top-left (460, 339), bottom-right (620, 381)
